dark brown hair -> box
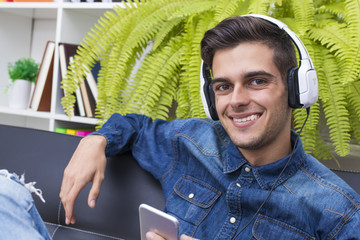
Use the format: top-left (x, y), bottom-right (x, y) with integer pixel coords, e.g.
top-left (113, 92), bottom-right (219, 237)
top-left (200, 16), bottom-right (297, 85)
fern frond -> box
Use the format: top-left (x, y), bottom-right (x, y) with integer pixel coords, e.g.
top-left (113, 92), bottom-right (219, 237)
top-left (312, 132), bottom-right (333, 160)
top-left (291, 0), bottom-right (315, 34)
top-left (178, 11), bottom-right (218, 119)
top-left (342, 0), bottom-right (360, 84)
top-left (214, 0), bottom-right (247, 22)
top-left (347, 81), bottom-right (360, 119)
top-left (308, 20), bottom-right (349, 54)
top-left (248, 0), bottom-right (272, 15)
top-left (123, 36), bottom-right (183, 120)
top-left (292, 103), bottom-right (320, 154)
top-left (317, 48), bottom-right (350, 156)
top-left (317, 1), bottom-right (345, 18)
top-left (170, 0), bottom-right (218, 19)
top-left (347, 81), bottom-right (360, 144)
top-left (309, 0), bottom-right (360, 85)
top-left (97, 0), bottom-right (196, 121)
top-left (152, 17), bottom-right (184, 51)
top-left (348, 101), bottom-right (360, 145)
top-left (344, 0), bottom-right (360, 28)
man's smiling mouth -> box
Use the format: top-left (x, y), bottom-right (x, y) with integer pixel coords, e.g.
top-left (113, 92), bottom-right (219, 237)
top-left (233, 114), bottom-right (260, 123)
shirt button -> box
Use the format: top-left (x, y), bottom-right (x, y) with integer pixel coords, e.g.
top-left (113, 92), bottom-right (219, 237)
top-left (245, 167), bottom-right (251, 173)
top-left (188, 193), bottom-right (194, 199)
top-left (236, 183), bottom-right (241, 188)
top-left (230, 217), bottom-right (236, 224)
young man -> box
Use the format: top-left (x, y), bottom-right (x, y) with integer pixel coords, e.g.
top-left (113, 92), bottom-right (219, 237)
top-left (60, 16), bottom-right (360, 239)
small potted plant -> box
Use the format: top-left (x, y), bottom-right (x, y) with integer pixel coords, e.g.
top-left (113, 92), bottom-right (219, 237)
top-left (5, 57), bottom-right (39, 109)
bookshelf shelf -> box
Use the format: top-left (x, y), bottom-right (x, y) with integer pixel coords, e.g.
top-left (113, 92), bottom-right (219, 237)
top-left (62, 2), bottom-right (125, 9)
top-left (54, 113), bottom-right (97, 125)
top-left (0, 0), bottom-right (119, 132)
top-left (0, 2), bottom-right (59, 8)
top-left (0, 106), bottom-right (51, 119)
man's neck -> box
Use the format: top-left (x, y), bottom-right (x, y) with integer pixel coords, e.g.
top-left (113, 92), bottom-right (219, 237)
top-left (239, 132), bottom-right (292, 166)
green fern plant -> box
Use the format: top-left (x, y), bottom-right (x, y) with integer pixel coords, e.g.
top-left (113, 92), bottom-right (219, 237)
top-left (61, 0), bottom-right (360, 160)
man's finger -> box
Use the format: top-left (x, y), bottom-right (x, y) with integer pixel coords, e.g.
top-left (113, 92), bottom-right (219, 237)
top-left (61, 176), bottom-right (89, 224)
top-left (88, 173), bottom-right (104, 208)
top-left (180, 234), bottom-right (199, 240)
top-left (146, 232), bottom-right (165, 240)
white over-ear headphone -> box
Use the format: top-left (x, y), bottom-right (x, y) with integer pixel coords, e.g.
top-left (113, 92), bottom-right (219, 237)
top-left (200, 14), bottom-right (318, 120)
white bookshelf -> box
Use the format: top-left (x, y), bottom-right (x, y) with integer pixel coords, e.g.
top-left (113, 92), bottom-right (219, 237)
top-left (0, 1), bottom-right (125, 131)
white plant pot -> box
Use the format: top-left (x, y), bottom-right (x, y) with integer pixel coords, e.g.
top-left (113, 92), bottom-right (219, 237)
top-left (8, 79), bottom-right (33, 109)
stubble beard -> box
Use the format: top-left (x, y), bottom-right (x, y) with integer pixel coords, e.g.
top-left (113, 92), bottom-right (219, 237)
top-left (229, 104), bottom-right (291, 151)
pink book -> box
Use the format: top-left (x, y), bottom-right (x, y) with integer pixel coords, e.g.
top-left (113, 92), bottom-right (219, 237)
top-left (76, 130), bottom-right (94, 137)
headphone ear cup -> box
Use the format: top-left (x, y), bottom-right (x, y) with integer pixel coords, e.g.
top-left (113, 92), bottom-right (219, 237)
top-left (287, 67), bottom-right (302, 108)
top-left (208, 84), bottom-right (219, 120)
top-left (200, 62), bottom-right (219, 120)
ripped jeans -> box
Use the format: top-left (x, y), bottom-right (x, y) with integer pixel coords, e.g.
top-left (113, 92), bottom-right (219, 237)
top-left (0, 169), bottom-right (51, 240)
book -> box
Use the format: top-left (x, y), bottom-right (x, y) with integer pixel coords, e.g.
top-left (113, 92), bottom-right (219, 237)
top-left (86, 63), bottom-right (98, 102)
top-left (81, 61), bottom-right (99, 117)
top-left (79, 74), bottom-right (93, 117)
top-left (75, 130), bottom-right (94, 136)
top-left (29, 41), bottom-right (55, 111)
top-left (59, 43), bottom-right (78, 81)
top-left (55, 127), bottom-right (94, 136)
top-left (75, 81), bottom-right (86, 117)
top-left (66, 129), bottom-right (77, 135)
top-left (54, 128), bottom-right (66, 134)
top-left (59, 43), bottom-right (84, 116)
top-left (84, 75), bottom-right (96, 117)
top-left (80, 62), bottom-right (98, 117)
top-left (70, 56), bottom-right (86, 117)
top-left (13, 0), bottom-right (53, 2)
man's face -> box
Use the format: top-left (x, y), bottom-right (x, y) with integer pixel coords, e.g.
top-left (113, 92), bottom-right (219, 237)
top-left (212, 42), bottom-right (291, 153)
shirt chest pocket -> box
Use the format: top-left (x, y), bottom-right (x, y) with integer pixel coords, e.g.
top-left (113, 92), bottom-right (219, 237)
top-left (253, 215), bottom-right (315, 240)
top-left (167, 175), bottom-right (221, 226)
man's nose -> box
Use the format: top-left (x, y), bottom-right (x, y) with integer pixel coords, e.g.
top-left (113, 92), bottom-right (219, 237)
top-left (230, 85), bottom-right (250, 108)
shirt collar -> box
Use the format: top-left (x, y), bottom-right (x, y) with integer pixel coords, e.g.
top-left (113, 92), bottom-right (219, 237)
top-left (223, 130), bottom-right (306, 189)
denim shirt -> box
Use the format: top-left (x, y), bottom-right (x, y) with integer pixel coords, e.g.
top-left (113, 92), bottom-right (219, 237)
top-left (94, 113), bottom-right (360, 239)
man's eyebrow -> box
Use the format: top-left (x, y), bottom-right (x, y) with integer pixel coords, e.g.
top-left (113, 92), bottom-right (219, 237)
top-left (244, 70), bottom-right (275, 79)
top-left (211, 71), bottom-right (276, 84)
top-left (211, 77), bottom-right (229, 85)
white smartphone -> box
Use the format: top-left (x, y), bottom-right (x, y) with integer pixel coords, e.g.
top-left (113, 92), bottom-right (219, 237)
top-left (139, 204), bottom-right (179, 240)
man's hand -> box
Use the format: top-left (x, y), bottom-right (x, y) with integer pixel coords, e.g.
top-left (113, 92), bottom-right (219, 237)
top-left (59, 135), bottom-right (107, 225)
top-left (146, 232), bottom-right (199, 240)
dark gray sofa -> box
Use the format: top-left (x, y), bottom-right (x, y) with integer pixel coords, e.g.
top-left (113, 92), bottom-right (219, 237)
top-left (1, 124), bottom-right (359, 239)
top-left (0, 124), bottom-right (165, 240)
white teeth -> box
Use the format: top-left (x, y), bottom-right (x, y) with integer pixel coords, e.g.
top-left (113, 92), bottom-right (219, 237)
top-left (233, 114), bottom-right (259, 122)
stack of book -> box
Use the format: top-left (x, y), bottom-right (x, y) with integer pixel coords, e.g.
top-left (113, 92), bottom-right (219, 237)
top-left (58, 43), bottom-right (99, 118)
top-left (28, 41), bottom-right (99, 118)
top-left (55, 127), bottom-right (94, 136)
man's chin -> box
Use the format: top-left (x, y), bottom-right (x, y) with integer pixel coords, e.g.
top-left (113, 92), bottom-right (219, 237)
top-left (232, 139), bottom-right (261, 151)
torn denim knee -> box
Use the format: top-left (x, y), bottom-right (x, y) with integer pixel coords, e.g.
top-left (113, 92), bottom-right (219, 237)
top-left (0, 169), bottom-right (45, 203)
top-left (0, 169), bottom-right (51, 240)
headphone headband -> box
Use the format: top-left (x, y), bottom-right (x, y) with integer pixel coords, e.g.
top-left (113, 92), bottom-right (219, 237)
top-left (244, 14), bottom-right (312, 66)
top-left (200, 14), bottom-right (318, 120)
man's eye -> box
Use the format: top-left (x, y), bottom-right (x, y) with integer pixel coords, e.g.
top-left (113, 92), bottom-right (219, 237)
top-left (251, 79), bottom-right (267, 86)
top-left (214, 84), bottom-right (231, 91)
